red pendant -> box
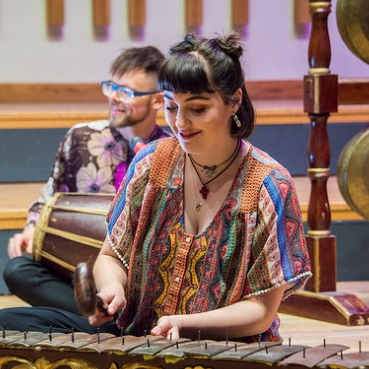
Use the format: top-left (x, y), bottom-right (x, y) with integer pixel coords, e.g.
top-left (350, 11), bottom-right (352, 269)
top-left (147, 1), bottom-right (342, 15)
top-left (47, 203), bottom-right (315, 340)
top-left (200, 185), bottom-right (209, 200)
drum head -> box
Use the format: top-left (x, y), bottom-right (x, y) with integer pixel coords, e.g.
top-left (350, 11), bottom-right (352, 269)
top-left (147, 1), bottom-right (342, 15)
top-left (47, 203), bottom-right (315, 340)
top-left (337, 128), bottom-right (369, 220)
top-left (336, 0), bottom-right (369, 65)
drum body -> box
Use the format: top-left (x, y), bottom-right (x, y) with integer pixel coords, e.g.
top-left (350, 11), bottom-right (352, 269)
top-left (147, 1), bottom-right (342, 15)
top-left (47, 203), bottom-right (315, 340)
top-left (32, 193), bottom-right (114, 281)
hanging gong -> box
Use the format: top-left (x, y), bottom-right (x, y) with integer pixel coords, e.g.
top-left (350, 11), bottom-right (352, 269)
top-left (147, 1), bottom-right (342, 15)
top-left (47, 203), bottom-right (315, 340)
top-left (336, 0), bottom-right (369, 65)
top-left (337, 128), bottom-right (369, 220)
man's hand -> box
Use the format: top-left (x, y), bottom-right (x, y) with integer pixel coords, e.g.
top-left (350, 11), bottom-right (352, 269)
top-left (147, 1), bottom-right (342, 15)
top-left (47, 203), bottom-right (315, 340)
top-left (7, 225), bottom-right (35, 259)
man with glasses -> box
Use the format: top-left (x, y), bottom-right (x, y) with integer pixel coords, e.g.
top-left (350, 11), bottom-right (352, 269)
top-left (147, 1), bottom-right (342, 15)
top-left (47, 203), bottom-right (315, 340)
top-left (4, 46), bottom-right (169, 314)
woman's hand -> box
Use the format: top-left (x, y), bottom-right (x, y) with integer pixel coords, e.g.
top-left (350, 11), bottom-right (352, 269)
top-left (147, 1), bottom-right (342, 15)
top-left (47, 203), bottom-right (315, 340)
top-left (151, 315), bottom-right (182, 340)
top-left (88, 283), bottom-right (126, 326)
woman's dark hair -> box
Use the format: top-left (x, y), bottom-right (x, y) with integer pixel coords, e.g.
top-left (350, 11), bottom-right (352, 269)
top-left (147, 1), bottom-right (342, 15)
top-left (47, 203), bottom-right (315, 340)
top-left (159, 33), bottom-right (254, 139)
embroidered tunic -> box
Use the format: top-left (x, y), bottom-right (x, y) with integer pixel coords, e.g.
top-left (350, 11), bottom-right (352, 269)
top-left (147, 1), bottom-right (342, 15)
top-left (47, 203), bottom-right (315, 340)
top-left (26, 120), bottom-right (169, 225)
top-left (106, 138), bottom-right (311, 341)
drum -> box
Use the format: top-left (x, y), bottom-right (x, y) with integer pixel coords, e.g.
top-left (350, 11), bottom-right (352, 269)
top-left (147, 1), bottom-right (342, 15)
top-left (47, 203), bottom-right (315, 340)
top-left (32, 192), bottom-right (114, 281)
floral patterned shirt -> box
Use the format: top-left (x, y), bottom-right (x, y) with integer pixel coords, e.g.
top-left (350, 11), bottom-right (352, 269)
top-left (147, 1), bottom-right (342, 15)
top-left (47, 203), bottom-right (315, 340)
top-left (106, 138), bottom-right (311, 341)
top-left (27, 120), bottom-right (169, 225)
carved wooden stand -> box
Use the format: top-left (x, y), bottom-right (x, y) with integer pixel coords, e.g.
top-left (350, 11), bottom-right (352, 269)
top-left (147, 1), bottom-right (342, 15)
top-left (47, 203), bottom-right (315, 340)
top-left (279, 0), bottom-right (369, 326)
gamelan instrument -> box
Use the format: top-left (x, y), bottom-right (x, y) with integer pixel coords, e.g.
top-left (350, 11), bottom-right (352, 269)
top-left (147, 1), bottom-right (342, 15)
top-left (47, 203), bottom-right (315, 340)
top-left (0, 331), bottom-right (369, 369)
top-left (337, 128), bottom-right (369, 220)
top-left (336, 0), bottom-right (369, 221)
top-left (32, 192), bottom-right (114, 280)
top-left (336, 0), bottom-right (369, 65)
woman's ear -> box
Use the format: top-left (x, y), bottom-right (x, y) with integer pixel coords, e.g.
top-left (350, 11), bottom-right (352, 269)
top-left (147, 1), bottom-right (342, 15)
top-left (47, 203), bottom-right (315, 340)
top-left (231, 88), bottom-right (242, 112)
top-left (151, 92), bottom-right (164, 111)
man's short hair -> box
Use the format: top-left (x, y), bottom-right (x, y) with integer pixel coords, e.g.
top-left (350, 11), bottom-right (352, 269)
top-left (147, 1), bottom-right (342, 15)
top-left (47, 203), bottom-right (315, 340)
top-left (110, 46), bottom-right (165, 78)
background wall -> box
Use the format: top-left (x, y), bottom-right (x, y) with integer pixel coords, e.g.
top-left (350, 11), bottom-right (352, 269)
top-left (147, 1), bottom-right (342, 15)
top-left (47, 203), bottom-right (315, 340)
top-left (0, 0), bottom-right (368, 83)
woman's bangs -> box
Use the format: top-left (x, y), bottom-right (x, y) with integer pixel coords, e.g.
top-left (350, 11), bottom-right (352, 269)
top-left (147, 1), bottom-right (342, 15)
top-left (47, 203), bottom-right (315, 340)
top-left (159, 54), bottom-right (213, 94)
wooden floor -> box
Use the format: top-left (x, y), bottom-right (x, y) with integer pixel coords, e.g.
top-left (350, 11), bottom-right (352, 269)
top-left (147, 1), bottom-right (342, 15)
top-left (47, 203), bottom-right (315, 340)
top-left (1, 281), bottom-right (368, 353)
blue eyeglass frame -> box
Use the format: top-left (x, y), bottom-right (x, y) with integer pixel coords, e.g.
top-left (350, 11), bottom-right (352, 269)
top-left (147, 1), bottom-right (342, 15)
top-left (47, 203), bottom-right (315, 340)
top-left (101, 80), bottom-right (160, 99)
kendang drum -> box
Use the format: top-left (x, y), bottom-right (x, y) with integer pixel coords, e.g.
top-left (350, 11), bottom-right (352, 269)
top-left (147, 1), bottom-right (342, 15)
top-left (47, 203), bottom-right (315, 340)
top-left (32, 192), bottom-right (114, 281)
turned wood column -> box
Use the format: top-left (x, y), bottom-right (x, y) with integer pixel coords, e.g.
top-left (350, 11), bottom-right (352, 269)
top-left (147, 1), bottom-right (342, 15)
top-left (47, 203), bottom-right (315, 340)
top-left (92, 0), bottom-right (110, 40)
top-left (231, 0), bottom-right (249, 38)
top-left (128, 0), bottom-right (146, 40)
top-left (185, 0), bottom-right (203, 35)
top-left (304, 0), bottom-right (338, 292)
top-left (46, 0), bottom-right (64, 40)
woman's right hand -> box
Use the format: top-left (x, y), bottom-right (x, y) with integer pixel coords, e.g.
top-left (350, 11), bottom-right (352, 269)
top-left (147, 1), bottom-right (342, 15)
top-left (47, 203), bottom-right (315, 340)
top-left (88, 283), bottom-right (126, 326)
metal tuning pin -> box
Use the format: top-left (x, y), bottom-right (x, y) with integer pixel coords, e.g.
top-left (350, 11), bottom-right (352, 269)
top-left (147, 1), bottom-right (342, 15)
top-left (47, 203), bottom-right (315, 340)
top-left (265, 344), bottom-right (269, 354)
top-left (71, 329), bottom-right (75, 343)
top-left (359, 340), bottom-right (362, 353)
top-left (48, 327), bottom-right (52, 342)
top-left (340, 350), bottom-right (344, 360)
top-left (258, 336), bottom-right (261, 347)
top-left (288, 337), bottom-right (292, 347)
top-left (147, 338), bottom-right (150, 347)
top-left (226, 331), bottom-right (229, 346)
top-left (24, 330), bottom-right (28, 341)
top-left (303, 348), bottom-right (306, 359)
top-left (198, 329), bottom-right (201, 341)
top-left (97, 328), bottom-right (100, 344)
top-left (120, 329), bottom-right (124, 345)
top-left (144, 329), bottom-right (147, 338)
top-left (323, 338), bottom-right (326, 348)
top-left (176, 341), bottom-right (179, 349)
top-left (169, 332), bottom-right (173, 342)
top-left (2, 326), bottom-right (5, 339)
top-left (204, 341), bottom-right (208, 350)
top-left (234, 343), bottom-right (238, 352)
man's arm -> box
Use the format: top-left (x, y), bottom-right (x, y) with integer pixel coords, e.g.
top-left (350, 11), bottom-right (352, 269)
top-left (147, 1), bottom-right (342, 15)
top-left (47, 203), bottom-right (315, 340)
top-left (7, 129), bottom-right (72, 259)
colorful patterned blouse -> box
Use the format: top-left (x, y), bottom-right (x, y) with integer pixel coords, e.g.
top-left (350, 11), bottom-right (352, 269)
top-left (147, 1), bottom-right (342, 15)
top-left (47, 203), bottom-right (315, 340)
top-left (106, 138), bottom-right (311, 341)
top-left (27, 120), bottom-right (169, 225)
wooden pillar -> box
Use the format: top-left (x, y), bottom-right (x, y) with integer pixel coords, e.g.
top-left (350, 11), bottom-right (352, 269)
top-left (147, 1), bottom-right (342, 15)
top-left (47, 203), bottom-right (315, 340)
top-left (231, 0), bottom-right (249, 38)
top-left (294, 0), bottom-right (310, 38)
top-left (92, 0), bottom-right (110, 40)
top-left (303, 0), bottom-right (338, 293)
top-left (128, 0), bottom-right (146, 40)
top-left (185, 0), bottom-right (203, 35)
top-left (46, 0), bottom-right (64, 40)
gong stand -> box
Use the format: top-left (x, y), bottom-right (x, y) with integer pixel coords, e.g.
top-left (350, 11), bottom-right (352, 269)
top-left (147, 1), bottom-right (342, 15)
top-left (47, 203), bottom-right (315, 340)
top-left (279, 0), bottom-right (369, 326)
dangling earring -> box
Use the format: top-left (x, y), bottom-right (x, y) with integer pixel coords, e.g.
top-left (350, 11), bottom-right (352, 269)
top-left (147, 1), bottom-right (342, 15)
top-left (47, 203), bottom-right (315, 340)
top-left (233, 114), bottom-right (241, 128)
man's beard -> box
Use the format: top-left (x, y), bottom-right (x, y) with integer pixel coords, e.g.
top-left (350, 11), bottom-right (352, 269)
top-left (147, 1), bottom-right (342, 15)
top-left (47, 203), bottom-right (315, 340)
top-left (110, 102), bottom-right (152, 128)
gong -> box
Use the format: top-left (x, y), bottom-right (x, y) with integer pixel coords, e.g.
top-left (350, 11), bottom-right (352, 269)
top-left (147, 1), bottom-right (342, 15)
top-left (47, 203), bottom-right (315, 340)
top-left (337, 128), bottom-right (369, 220)
top-left (336, 0), bottom-right (369, 65)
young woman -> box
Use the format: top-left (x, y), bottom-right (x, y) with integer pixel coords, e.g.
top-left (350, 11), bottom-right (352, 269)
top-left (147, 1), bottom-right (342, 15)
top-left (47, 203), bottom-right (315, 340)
top-left (90, 34), bottom-right (311, 342)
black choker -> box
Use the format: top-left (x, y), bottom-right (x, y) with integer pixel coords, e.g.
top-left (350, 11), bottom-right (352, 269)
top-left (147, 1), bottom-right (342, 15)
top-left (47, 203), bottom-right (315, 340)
top-left (188, 140), bottom-right (241, 200)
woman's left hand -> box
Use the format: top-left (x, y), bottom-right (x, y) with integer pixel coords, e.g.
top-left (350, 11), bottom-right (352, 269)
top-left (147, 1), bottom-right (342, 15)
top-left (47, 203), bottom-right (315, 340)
top-left (151, 316), bottom-right (181, 340)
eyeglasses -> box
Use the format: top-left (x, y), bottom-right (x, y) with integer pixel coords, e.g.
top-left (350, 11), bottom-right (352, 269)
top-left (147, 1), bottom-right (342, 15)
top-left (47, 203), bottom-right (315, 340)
top-left (101, 80), bottom-right (160, 103)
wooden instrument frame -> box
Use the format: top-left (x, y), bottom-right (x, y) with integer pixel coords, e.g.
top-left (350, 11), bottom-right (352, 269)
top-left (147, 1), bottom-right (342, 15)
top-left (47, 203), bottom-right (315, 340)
top-left (279, 0), bottom-right (369, 326)
top-left (0, 332), bottom-right (368, 369)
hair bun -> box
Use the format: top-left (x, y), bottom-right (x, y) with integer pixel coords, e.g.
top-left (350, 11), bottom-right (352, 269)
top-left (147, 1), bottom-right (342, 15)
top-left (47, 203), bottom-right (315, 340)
top-left (210, 33), bottom-right (243, 59)
top-left (169, 33), bottom-right (201, 54)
